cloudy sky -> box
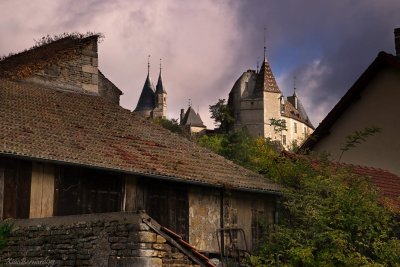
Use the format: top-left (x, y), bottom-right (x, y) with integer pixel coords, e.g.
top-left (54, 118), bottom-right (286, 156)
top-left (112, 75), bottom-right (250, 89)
top-left (0, 0), bottom-right (399, 128)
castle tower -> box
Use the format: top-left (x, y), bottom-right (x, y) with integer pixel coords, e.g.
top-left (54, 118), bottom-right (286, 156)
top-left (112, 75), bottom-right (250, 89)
top-left (134, 56), bottom-right (155, 117)
top-left (153, 59), bottom-right (167, 119)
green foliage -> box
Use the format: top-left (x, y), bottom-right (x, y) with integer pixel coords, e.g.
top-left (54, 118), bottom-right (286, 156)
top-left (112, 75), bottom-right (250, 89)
top-left (0, 222), bottom-right (11, 250)
top-left (197, 130), bottom-right (278, 170)
top-left (153, 117), bottom-right (184, 135)
top-left (198, 131), bottom-right (400, 266)
top-left (252, 158), bottom-right (400, 266)
top-left (339, 126), bottom-right (381, 161)
top-left (209, 99), bottom-right (234, 132)
top-left (269, 118), bottom-right (288, 134)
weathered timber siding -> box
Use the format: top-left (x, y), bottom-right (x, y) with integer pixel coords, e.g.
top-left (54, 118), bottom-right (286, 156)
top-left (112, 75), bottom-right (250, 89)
top-left (124, 175), bottom-right (138, 212)
top-left (0, 212), bottom-right (199, 267)
top-left (188, 187), bottom-right (276, 253)
top-left (188, 186), bottom-right (221, 252)
top-left (224, 191), bottom-right (275, 251)
top-left (29, 162), bottom-right (55, 218)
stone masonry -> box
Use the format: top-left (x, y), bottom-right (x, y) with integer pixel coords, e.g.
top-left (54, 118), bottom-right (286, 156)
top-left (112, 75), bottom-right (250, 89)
top-left (0, 211), bottom-right (199, 267)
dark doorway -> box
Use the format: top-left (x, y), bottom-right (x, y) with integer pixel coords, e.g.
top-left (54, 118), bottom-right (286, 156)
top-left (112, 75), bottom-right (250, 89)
top-left (142, 180), bottom-right (189, 241)
top-left (1, 158), bottom-right (31, 219)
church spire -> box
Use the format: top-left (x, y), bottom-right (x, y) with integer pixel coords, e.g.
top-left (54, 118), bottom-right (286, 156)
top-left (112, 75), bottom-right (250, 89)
top-left (133, 56), bottom-right (156, 113)
top-left (155, 58), bottom-right (167, 94)
top-left (263, 27), bottom-right (266, 61)
top-left (256, 27), bottom-right (281, 94)
top-left (147, 54), bottom-right (150, 75)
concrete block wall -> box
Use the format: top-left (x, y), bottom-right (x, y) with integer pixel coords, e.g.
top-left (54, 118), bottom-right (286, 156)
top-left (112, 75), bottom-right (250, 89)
top-left (0, 212), bottom-right (199, 267)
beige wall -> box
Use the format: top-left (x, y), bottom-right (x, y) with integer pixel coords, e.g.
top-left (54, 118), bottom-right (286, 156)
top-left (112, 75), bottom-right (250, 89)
top-left (313, 67), bottom-right (400, 175)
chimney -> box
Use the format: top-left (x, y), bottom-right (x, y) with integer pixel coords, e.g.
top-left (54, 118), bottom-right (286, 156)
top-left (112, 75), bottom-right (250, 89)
top-left (395, 28), bottom-right (400, 57)
top-left (180, 109), bottom-right (185, 123)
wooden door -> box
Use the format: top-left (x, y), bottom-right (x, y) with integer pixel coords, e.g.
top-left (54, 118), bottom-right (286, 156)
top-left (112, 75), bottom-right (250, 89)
top-left (145, 181), bottom-right (189, 241)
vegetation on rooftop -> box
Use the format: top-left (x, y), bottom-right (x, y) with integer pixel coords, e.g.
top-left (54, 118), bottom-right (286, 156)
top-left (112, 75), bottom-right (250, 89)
top-left (0, 32), bottom-right (104, 61)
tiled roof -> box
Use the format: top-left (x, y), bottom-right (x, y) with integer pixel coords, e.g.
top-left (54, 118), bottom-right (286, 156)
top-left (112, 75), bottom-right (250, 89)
top-left (282, 100), bottom-right (314, 129)
top-left (0, 79), bottom-right (280, 193)
top-left (301, 52), bottom-right (400, 150)
top-left (282, 151), bottom-right (400, 212)
top-left (345, 163), bottom-right (400, 212)
top-left (255, 59), bottom-right (281, 94)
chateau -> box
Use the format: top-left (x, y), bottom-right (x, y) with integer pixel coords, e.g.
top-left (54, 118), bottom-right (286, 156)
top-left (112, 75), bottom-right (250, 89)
top-left (228, 52), bottom-right (314, 149)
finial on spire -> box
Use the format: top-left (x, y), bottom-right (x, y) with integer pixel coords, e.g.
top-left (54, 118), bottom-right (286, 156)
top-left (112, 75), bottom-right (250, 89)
top-left (147, 55), bottom-right (151, 75)
top-left (159, 58), bottom-right (162, 74)
top-left (256, 57), bottom-right (259, 73)
top-left (293, 76), bottom-right (297, 96)
top-left (263, 27), bottom-right (267, 60)
top-left (188, 98), bottom-right (192, 107)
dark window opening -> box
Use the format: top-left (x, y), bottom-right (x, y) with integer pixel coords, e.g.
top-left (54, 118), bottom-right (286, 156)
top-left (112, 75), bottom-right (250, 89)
top-left (1, 158), bottom-right (31, 219)
top-left (55, 166), bottom-right (123, 216)
top-left (251, 209), bottom-right (265, 249)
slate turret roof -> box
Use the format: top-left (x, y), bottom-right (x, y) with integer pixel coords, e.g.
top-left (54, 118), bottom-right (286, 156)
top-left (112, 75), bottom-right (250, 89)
top-left (134, 73), bottom-right (155, 111)
top-left (180, 107), bottom-right (205, 127)
top-left (155, 71), bottom-right (167, 94)
top-left (0, 79), bottom-right (280, 193)
top-left (286, 92), bottom-right (314, 129)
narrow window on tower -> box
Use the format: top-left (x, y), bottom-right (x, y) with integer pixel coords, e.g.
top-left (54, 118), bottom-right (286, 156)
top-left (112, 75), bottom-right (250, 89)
top-left (294, 122), bottom-right (297, 133)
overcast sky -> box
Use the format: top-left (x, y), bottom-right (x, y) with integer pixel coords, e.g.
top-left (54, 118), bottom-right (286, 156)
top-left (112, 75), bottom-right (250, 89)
top-left (1, 0), bottom-right (399, 128)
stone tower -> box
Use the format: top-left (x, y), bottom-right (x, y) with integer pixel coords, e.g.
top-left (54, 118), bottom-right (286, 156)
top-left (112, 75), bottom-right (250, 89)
top-left (227, 48), bottom-right (314, 149)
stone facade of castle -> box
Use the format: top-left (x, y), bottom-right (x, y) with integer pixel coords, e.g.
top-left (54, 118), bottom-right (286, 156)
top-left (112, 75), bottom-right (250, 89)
top-left (228, 54), bottom-right (314, 149)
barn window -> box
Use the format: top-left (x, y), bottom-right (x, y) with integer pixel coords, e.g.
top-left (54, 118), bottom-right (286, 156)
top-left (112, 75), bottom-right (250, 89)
top-left (55, 166), bottom-right (123, 216)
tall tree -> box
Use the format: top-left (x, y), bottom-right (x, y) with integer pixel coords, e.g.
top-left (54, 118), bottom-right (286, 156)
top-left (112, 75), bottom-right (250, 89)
top-left (209, 99), bottom-right (234, 132)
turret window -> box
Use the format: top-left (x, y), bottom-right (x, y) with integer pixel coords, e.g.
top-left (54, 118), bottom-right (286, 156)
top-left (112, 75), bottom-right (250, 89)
top-left (294, 122), bottom-right (297, 133)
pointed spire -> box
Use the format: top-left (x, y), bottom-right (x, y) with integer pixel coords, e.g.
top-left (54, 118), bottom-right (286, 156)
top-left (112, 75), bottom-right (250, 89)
top-left (293, 76), bottom-right (297, 96)
top-left (263, 27), bottom-right (267, 61)
top-left (256, 57), bottom-right (259, 73)
top-left (133, 56), bottom-right (156, 112)
top-left (155, 58), bottom-right (167, 94)
top-left (147, 55), bottom-right (151, 75)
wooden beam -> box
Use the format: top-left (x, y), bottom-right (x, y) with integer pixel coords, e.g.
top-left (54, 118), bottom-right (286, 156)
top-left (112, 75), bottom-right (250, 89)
top-left (0, 166), bottom-right (4, 221)
top-left (123, 175), bottom-right (137, 212)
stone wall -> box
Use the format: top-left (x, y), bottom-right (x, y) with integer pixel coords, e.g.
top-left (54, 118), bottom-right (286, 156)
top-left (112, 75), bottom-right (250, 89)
top-left (0, 212), bottom-right (199, 267)
top-left (98, 71), bottom-right (122, 105)
top-left (23, 36), bottom-right (100, 94)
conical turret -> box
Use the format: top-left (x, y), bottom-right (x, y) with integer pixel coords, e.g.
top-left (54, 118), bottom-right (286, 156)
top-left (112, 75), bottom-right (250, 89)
top-left (134, 57), bottom-right (156, 117)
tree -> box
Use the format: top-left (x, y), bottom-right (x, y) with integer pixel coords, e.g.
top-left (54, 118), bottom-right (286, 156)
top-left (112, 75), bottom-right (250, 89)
top-left (153, 117), bottom-right (184, 135)
top-left (269, 118), bottom-right (287, 146)
top-left (197, 132), bottom-right (400, 266)
top-left (209, 99), bottom-right (234, 132)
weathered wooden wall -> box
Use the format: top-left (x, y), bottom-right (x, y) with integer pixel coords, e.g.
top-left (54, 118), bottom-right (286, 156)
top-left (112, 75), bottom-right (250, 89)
top-left (29, 162), bottom-right (55, 218)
